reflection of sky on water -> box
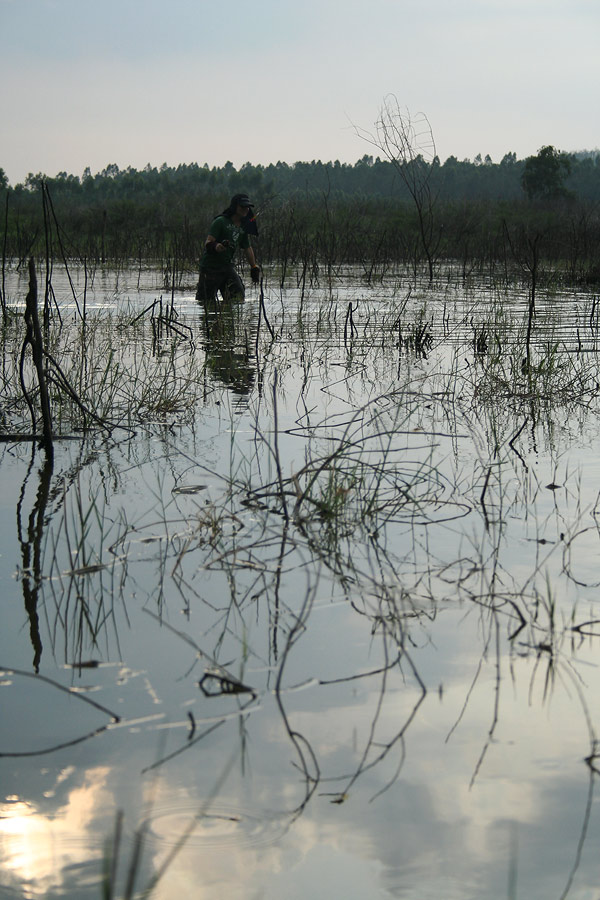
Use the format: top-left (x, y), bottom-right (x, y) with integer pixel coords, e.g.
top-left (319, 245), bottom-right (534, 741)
top-left (0, 767), bottom-right (111, 898)
top-left (3, 269), bottom-right (600, 897)
top-left (3, 572), bottom-right (600, 898)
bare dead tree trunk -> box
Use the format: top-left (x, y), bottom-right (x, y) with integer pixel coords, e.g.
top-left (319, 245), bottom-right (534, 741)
top-left (22, 258), bottom-right (54, 458)
top-left (354, 95), bottom-right (441, 281)
top-left (502, 222), bottom-right (542, 372)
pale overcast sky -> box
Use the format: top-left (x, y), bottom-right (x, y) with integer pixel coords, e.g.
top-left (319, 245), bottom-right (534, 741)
top-left (1, 0), bottom-right (598, 185)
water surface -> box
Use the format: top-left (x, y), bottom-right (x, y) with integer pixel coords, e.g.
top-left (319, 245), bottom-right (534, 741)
top-left (2, 264), bottom-right (600, 899)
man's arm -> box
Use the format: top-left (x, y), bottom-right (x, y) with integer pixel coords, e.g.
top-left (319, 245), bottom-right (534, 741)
top-left (245, 246), bottom-right (260, 283)
top-left (206, 233), bottom-right (228, 254)
top-left (205, 218), bottom-right (229, 254)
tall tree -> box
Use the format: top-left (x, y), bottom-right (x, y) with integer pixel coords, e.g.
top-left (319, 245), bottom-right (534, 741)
top-left (521, 145), bottom-right (572, 200)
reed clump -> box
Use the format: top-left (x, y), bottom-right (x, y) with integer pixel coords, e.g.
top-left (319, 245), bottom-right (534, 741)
top-left (1, 309), bottom-right (208, 437)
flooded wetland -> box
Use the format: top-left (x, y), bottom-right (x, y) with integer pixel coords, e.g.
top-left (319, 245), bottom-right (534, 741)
top-left (2, 261), bottom-right (600, 899)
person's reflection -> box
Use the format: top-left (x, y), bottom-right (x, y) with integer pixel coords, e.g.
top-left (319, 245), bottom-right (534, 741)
top-left (199, 295), bottom-right (256, 397)
top-left (16, 447), bottom-right (53, 673)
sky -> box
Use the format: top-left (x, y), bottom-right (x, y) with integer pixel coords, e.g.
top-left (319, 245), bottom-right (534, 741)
top-left (1, 0), bottom-right (599, 186)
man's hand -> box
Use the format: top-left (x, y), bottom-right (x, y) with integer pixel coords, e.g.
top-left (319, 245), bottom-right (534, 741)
top-left (206, 239), bottom-right (231, 254)
top-left (251, 266), bottom-right (260, 284)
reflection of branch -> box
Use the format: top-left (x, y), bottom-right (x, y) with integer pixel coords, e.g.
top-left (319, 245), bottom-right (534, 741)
top-left (337, 623), bottom-right (427, 802)
top-left (446, 655), bottom-right (484, 746)
top-left (443, 595), bottom-right (508, 790)
top-left (558, 765), bottom-right (596, 900)
top-left (141, 719), bottom-right (226, 774)
top-left (0, 666), bottom-right (119, 757)
top-left (274, 577), bottom-right (321, 818)
top-left (143, 607), bottom-right (224, 672)
top-left (554, 663), bottom-right (599, 899)
top-left (319, 656), bottom-right (403, 686)
top-left (469, 613), bottom-right (501, 788)
top-left (16, 446), bottom-right (54, 672)
top-left (140, 608), bottom-right (260, 774)
top-left (571, 619), bottom-right (600, 637)
top-left (270, 518), bottom-right (291, 668)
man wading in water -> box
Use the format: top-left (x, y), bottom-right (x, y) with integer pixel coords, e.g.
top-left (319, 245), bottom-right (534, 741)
top-left (196, 193), bottom-right (260, 303)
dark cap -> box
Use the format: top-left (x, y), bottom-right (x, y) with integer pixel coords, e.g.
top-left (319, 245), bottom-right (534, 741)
top-left (230, 193), bottom-right (254, 208)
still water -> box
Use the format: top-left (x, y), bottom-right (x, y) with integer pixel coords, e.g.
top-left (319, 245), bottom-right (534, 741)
top-left (2, 263), bottom-right (600, 899)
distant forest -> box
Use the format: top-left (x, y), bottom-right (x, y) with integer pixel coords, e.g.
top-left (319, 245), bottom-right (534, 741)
top-left (1, 148), bottom-right (600, 282)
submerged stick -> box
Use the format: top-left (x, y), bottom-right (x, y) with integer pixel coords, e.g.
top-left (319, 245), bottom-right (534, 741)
top-left (259, 274), bottom-right (275, 339)
top-left (480, 465), bottom-right (492, 530)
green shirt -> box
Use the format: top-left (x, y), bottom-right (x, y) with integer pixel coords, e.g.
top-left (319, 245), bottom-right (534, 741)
top-left (200, 215), bottom-right (250, 270)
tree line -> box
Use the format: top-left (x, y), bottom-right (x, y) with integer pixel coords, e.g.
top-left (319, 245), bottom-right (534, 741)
top-left (1, 146), bottom-right (600, 284)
